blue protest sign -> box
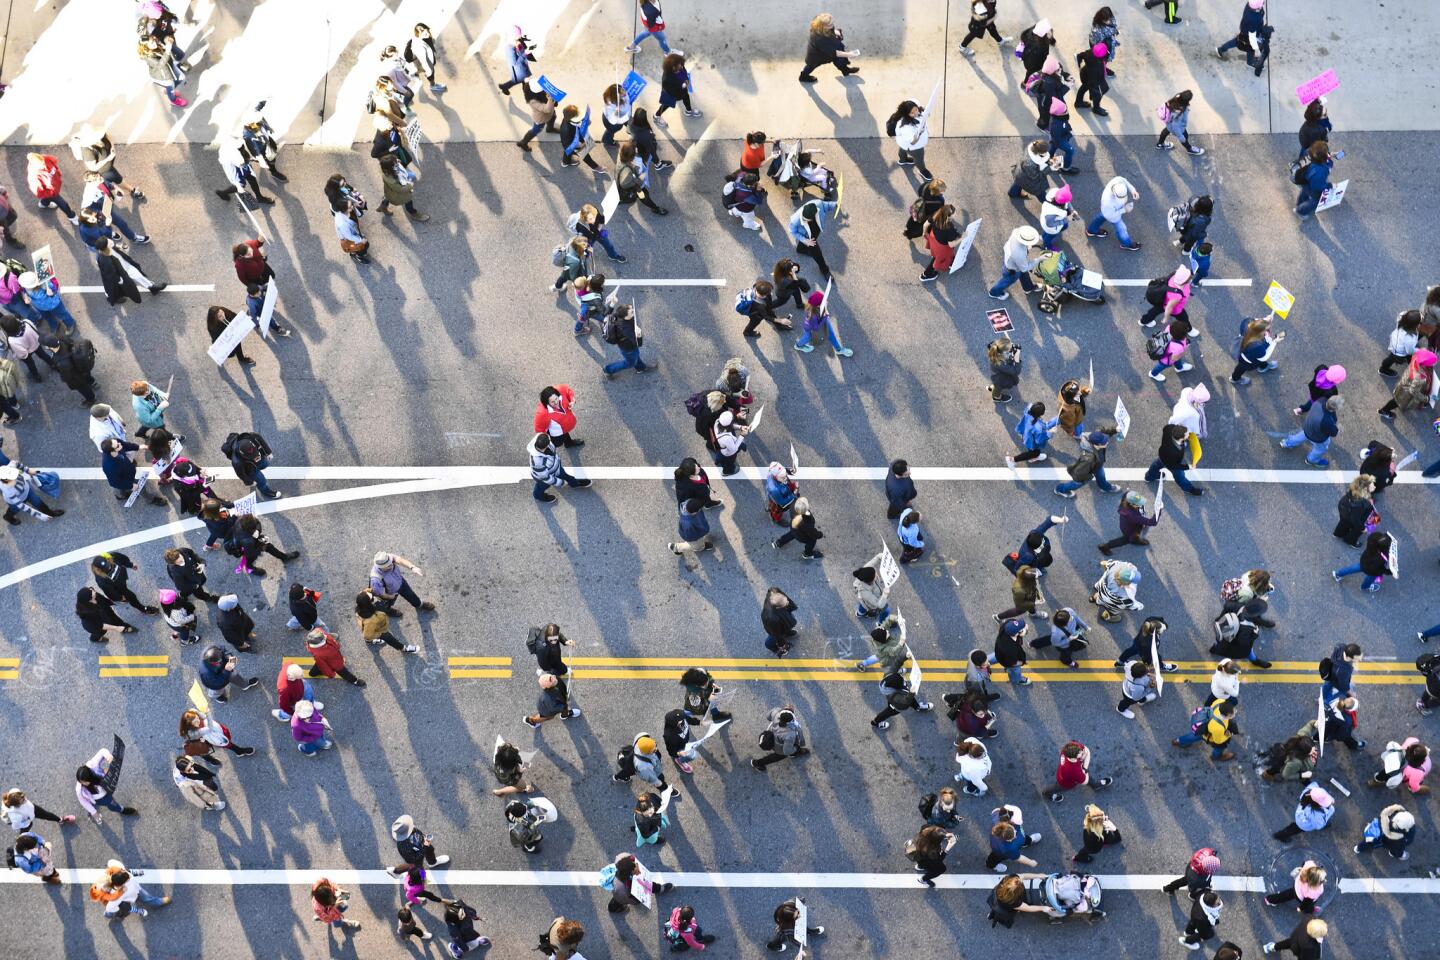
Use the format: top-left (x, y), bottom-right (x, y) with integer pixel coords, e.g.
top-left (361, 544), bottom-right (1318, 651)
top-left (536, 75), bottom-right (567, 103)
top-left (622, 69), bottom-right (648, 103)
top-left (578, 106), bottom-right (592, 144)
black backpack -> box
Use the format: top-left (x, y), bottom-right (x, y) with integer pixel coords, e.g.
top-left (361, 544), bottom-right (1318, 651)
top-left (1145, 328), bottom-right (1172, 361)
top-left (602, 313), bottom-right (622, 345)
top-left (220, 432), bottom-right (240, 460)
top-left (614, 745), bottom-right (635, 777)
top-left (918, 792), bottom-right (937, 821)
top-left (684, 392), bottom-right (707, 417)
top-left (525, 626), bottom-right (542, 655)
top-left (1290, 157), bottom-right (1310, 186)
top-left (758, 728), bottom-right (777, 751)
top-left (1145, 276), bottom-right (1173, 307)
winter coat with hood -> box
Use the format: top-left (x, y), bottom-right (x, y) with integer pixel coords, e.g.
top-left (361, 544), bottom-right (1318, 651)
top-left (306, 629), bottom-right (348, 678)
top-left (631, 733), bottom-right (666, 786)
top-left (1012, 143), bottom-right (1054, 198)
top-left (528, 434), bottom-right (562, 485)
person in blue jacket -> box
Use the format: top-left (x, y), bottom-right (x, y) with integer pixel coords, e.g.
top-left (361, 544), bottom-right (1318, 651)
top-left (1280, 395), bottom-right (1341, 467)
top-left (1295, 141), bottom-right (1333, 219)
top-left (198, 644), bottom-right (260, 703)
top-left (1006, 403), bottom-right (1059, 467)
top-left (11, 831), bottom-right (60, 883)
top-left (1004, 514), bottom-right (1067, 574)
top-left (497, 27), bottom-right (534, 95)
top-left (1273, 783), bottom-right (1335, 842)
top-left (788, 200), bottom-right (837, 280)
top-left (1216, 0), bottom-right (1267, 66)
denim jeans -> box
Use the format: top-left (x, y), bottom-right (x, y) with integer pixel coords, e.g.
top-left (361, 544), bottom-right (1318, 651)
top-left (1422, 458), bottom-right (1440, 479)
top-left (1320, 680), bottom-right (1348, 705)
top-left (1086, 213), bottom-right (1132, 246)
top-left (1296, 187), bottom-right (1323, 216)
top-left (1051, 137), bottom-right (1075, 169)
top-left (1281, 430), bottom-right (1331, 464)
top-left (602, 117), bottom-right (625, 145)
top-left (1422, 623), bottom-right (1440, 641)
top-left (1056, 465), bottom-right (1117, 494)
top-left (94, 793), bottom-right (126, 813)
top-left (374, 580), bottom-right (424, 611)
top-left (3, 300), bottom-right (39, 324)
top-left (989, 268), bottom-right (1037, 296)
top-left (632, 28), bottom-right (671, 52)
top-left (298, 736), bottom-right (333, 755)
top-left (1334, 563), bottom-right (1380, 591)
top-left (592, 231), bottom-right (623, 260)
top-left (1144, 459), bottom-right (1200, 493)
top-left (1176, 731), bottom-right (1227, 759)
top-left (797, 319), bottom-right (842, 351)
top-left (987, 654), bottom-right (1024, 684)
top-left (110, 211), bottom-right (140, 242)
top-left (1041, 227), bottom-right (1064, 251)
top-left (35, 303), bottom-right (76, 332)
top-left (603, 347), bottom-right (647, 375)
top-left (42, 195), bottom-right (75, 218)
top-left (1216, 36), bottom-right (1252, 62)
top-left (857, 603), bottom-right (891, 622)
top-left (251, 457), bottom-right (276, 498)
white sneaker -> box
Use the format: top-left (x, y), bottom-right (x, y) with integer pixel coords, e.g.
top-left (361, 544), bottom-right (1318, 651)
top-left (1028, 833), bottom-right (1042, 843)
top-left (992, 863), bottom-right (1008, 872)
top-left (623, 44), bottom-right (639, 53)
top-left (212, 800), bottom-right (227, 810)
top-left (1118, 707), bottom-right (1135, 719)
top-left (432, 855), bottom-right (451, 867)
top-left (272, 709), bottom-right (289, 721)
top-left (683, 109), bottom-right (703, 118)
top-left (403, 644), bottom-right (419, 653)
top-left (654, 115), bottom-right (668, 128)
top-left (959, 46), bottom-right (975, 57)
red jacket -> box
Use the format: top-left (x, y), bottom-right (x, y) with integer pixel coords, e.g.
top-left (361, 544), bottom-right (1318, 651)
top-left (233, 239), bottom-right (272, 287)
top-left (26, 155), bottom-right (61, 200)
top-left (534, 385), bottom-right (578, 435)
top-left (306, 631), bottom-right (347, 678)
top-left (277, 666), bottom-right (306, 713)
top-left (1055, 742), bottom-right (1090, 789)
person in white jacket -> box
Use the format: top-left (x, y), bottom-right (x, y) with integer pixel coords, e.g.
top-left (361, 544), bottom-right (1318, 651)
top-left (887, 100), bottom-right (932, 181)
top-left (1086, 176), bottom-right (1142, 250)
top-left (93, 859), bottom-right (170, 919)
top-left (1168, 384), bottom-right (1211, 465)
top-left (988, 226), bottom-right (1042, 300)
top-left (405, 23), bottom-right (446, 95)
top-left (1211, 659), bottom-right (1242, 704)
top-left (953, 737), bottom-right (993, 795)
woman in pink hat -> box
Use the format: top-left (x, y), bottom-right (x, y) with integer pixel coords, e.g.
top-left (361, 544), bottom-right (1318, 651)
top-left (1038, 184), bottom-right (1075, 250)
top-left (1379, 349), bottom-right (1438, 420)
top-left (1048, 97), bottom-right (1078, 172)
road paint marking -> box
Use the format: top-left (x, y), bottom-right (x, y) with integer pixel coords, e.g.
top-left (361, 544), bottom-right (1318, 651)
top-left (448, 657), bottom-right (512, 665)
top-left (569, 656), bottom-right (1407, 672)
top-left (98, 653), bottom-right (170, 678)
top-left (98, 655), bottom-right (169, 663)
top-left (448, 655), bottom-right (512, 679)
top-left (6, 464), bottom-right (1434, 594)
top-left (606, 279), bottom-right (727, 287)
top-left (0, 657), bottom-right (18, 680)
top-left (1103, 279), bottom-right (1252, 288)
top-left (34, 464), bottom-right (1440, 486)
top-left (0, 867), bottom-right (1431, 895)
top-left (60, 284), bottom-right (216, 293)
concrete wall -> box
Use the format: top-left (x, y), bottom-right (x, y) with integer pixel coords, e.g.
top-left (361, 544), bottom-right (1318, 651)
top-left (0, 0), bottom-right (1430, 148)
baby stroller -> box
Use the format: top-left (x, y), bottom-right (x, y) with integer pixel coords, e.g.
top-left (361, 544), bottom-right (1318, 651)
top-left (1041, 872), bottom-right (1105, 922)
top-left (767, 139), bottom-right (837, 202)
top-left (1034, 251), bottom-right (1105, 316)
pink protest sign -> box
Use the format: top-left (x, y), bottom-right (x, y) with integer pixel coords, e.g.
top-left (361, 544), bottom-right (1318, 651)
top-left (1296, 69), bottom-right (1338, 105)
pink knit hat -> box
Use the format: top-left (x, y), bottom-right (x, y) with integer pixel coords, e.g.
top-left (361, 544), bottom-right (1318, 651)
top-left (1416, 349), bottom-right (1438, 367)
top-left (1049, 98), bottom-right (1069, 116)
top-left (1054, 184), bottom-right (1072, 204)
top-left (1318, 365), bottom-right (1347, 386)
top-left (1041, 55), bottom-right (1060, 75)
top-left (1092, 43), bottom-right (1109, 59)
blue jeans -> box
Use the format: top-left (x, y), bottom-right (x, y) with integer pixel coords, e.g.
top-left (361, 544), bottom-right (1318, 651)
top-left (110, 211), bottom-right (140, 242)
top-left (1216, 36), bottom-right (1255, 64)
top-left (797, 319), bottom-right (842, 351)
top-left (1320, 680), bottom-right (1349, 705)
top-left (1281, 430), bottom-right (1331, 464)
top-left (1176, 731), bottom-right (1228, 759)
top-left (252, 457), bottom-right (277, 498)
top-left (603, 347), bottom-right (647, 375)
top-left (987, 655), bottom-right (1024, 684)
top-left (857, 603), bottom-right (891, 622)
top-left (1087, 213), bottom-right (1133, 246)
top-left (1296, 187), bottom-right (1323, 216)
top-left (989, 268), bottom-right (1037, 296)
top-left (857, 654), bottom-right (879, 667)
top-left (41, 195), bottom-right (75, 218)
top-left (94, 793), bottom-right (126, 813)
top-left (592, 231), bottom-right (623, 260)
top-left (632, 28), bottom-right (671, 52)
top-left (1334, 563), bottom-right (1380, 591)
top-left (1056, 465), bottom-right (1117, 494)
top-left (108, 885), bottom-right (166, 918)
top-left (1145, 459), bottom-right (1200, 493)
top-left (532, 463), bottom-right (584, 500)
top-left (34, 303), bottom-right (75, 332)
top-left (1421, 458), bottom-right (1440, 478)
top-left (1422, 623), bottom-right (1440, 641)
top-left (1051, 137), bottom-right (1075, 169)
top-left (4, 300), bottom-right (39, 324)
top-left (1041, 227), bottom-right (1064, 251)
top-left (298, 736), bottom-right (333, 755)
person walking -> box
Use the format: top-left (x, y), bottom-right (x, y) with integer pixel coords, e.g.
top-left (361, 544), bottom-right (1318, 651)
top-left (311, 877), bottom-right (359, 930)
top-left (627, 1), bottom-right (678, 54)
top-left (1173, 699), bottom-right (1240, 761)
top-left (787, 201), bottom-right (838, 281)
top-left (164, 546), bottom-right (219, 604)
top-left (984, 804), bottom-right (1041, 873)
top-left (1378, 348), bottom-right (1438, 420)
top-left (1280, 395), bottom-right (1342, 467)
top-left (1355, 804), bottom-right (1416, 860)
top-left (887, 100), bottom-right (933, 181)
top-left (601, 302), bottom-right (655, 378)
top-left (25, 152), bottom-right (77, 223)
top-left (1146, 317), bottom-right (1196, 382)
top-left (94, 237), bottom-right (165, 304)
top-left (1005, 402), bottom-right (1059, 467)
top-left (355, 589), bottom-right (417, 654)
top-left (180, 707), bottom-right (256, 759)
top-left (291, 700), bottom-right (335, 756)
top-left (74, 587), bottom-right (135, 644)
top-left (238, 106), bottom-right (288, 186)
top-left (516, 79), bottom-right (559, 152)
top-left (0, 463), bottom-right (62, 525)
top-left (91, 552), bottom-right (158, 616)
top-left (616, 145), bottom-right (669, 216)
top-left (273, 662), bottom-right (321, 723)
top-left (1029, 607), bottom-right (1089, 669)
top-left (1157, 90), bottom-right (1204, 155)
top-left (1294, 142), bottom-right (1334, 219)
top-left (75, 747), bottom-right (138, 823)
top-left (1180, 891), bottom-right (1224, 952)
top-left (1055, 431), bottom-right (1118, 497)
top-left (908, 823), bottom-right (956, 888)
top-left (885, 460), bottom-right (917, 518)
top-left (497, 26), bottom-right (534, 95)
top-left (306, 628), bottom-right (368, 688)
top-left (1273, 783), bottom-right (1336, 842)
top-left (377, 155), bottom-right (427, 221)
top-left (986, 337), bottom-right (1022, 404)
top-left (669, 497), bottom-right (714, 570)
top-left (127, 380), bottom-right (169, 442)
top-left (799, 13), bottom-right (860, 82)
top-left (1264, 860), bottom-right (1326, 913)
top-left (92, 859), bottom-right (170, 919)
top-left (1145, 423), bottom-right (1204, 495)
top-left (1116, 661), bottom-right (1158, 719)
top-left (920, 205), bottom-right (961, 281)
top-left (388, 814), bottom-right (453, 876)
top-left (772, 497), bottom-right (824, 560)
top-left (1115, 615), bottom-right (1179, 673)
top-left (1071, 803), bottom-right (1122, 863)
top-left (160, 589), bottom-right (201, 645)
top-left (369, 552), bottom-right (436, 615)
top-left (1332, 531), bottom-right (1395, 593)
top-left (1143, 0), bottom-right (1182, 27)
top-left (557, 104), bottom-right (604, 173)
top-left (1263, 918), bottom-right (1329, 958)
top-left (324, 174), bottom-right (371, 264)
top-left (1140, 264), bottom-right (1191, 329)
top-left (761, 587), bottom-right (799, 657)
top-left (1380, 310), bottom-right (1422, 376)
top-left (652, 53), bottom-right (701, 127)
top-left (1038, 184), bottom-right (1076, 249)
top-left (1086, 176), bottom-right (1139, 249)
top-left (491, 740), bottom-right (533, 797)
top-left (1369, 737), bottom-right (1431, 794)
top-left (1008, 140), bottom-right (1058, 205)
top-left (138, 35), bottom-right (188, 107)
top-left (988, 226), bottom-right (1042, 300)
top-left (1049, 740), bottom-right (1114, 802)
top-left (1163, 847), bottom-right (1221, 898)
top-left (171, 754), bottom-right (224, 812)
top-left (1089, 7), bottom-right (1119, 75)
top-left (793, 289), bottom-right (851, 358)
top-left (1097, 490), bottom-right (1160, 555)
top-left (1230, 314), bottom-right (1285, 384)
top-left (1074, 42), bottom-right (1111, 117)
top-left (18, 271), bottom-right (76, 334)
top-left (403, 23), bottom-right (445, 95)
top-left (751, 706), bottom-right (808, 770)
top-left (957, 1), bottom-right (1008, 56)
top-left (1216, 1), bottom-right (1268, 66)
top-left (524, 673), bottom-right (578, 726)
top-left (197, 644), bottom-right (260, 702)
top-left (214, 138), bottom-right (275, 208)
top-left (3, 789), bottom-right (76, 834)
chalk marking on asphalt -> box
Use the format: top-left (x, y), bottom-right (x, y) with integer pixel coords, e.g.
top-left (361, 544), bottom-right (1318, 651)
top-left (0, 474), bottom-right (517, 592)
top-left (1103, 279), bottom-right (1252, 288)
top-left (0, 868), bottom-right (1430, 895)
top-left (34, 465), bottom-right (1440, 485)
top-left (606, 279), bottom-right (727, 287)
top-left (60, 284), bottom-right (216, 294)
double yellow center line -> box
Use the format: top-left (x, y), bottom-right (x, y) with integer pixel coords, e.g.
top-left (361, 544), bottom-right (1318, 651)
top-left (99, 654), bottom-right (169, 678)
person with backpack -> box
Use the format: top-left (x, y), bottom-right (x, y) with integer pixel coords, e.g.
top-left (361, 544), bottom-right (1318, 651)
top-left (613, 733), bottom-right (672, 793)
top-left (1163, 847), bottom-right (1221, 898)
top-left (18, 270), bottom-right (76, 333)
top-left (1332, 531), bottom-right (1395, 593)
top-left (1416, 654), bottom-right (1440, 714)
top-left (871, 670), bottom-right (933, 732)
top-left (887, 100), bottom-right (933, 181)
top-left (1049, 740), bottom-right (1113, 802)
top-left (1378, 348), bottom-right (1438, 420)
top-left (1074, 42), bottom-right (1110, 117)
top-left (616, 144), bottom-right (668, 216)
top-left (539, 915), bottom-right (586, 958)
top-left (1211, 611), bottom-right (1270, 669)
top-left (402, 23), bottom-right (444, 96)
top-left (1273, 782), bottom-right (1336, 842)
top-left (736, 279), bottom-right (792, 337)
top-left (1355, 804), bottom-right (1416, 859)
top-left (26, 152), bottom-right (77, 223)
top-left (958, 1), bottom-right (1009, 57)
top-left (1174, 698), bottom-right (1239, 761)
top-left (723, 170), bottom-right (765, 232)
top-left (1071, 803), bottom-right (1122, 863)
top-left (1140, 264), bottom-right (1191, 329)
top-left (1259, 731), bottom-right (1317, 782)
top-left (1294, 141), bottom-right (1334, 219)
top-left (1216, 0), bottom-right (1267, 65)
top-left (761, 587), bottom-right (798, 657)
top-left (896, 507), bottom-right (925, 563)
top-left (1370, 738), bottom-right (1431, 794)
top-left (601, 301), bottom-right (654, 378)
top-left (1055, 430), bottom-right (1118, 497)
top-left (751, 706), bottom-right (808, 770)
top-left (1005, 402), bottom-right (1059, 467)
top-left (1146, 317), bottom-right (1196, 382)
top-left (1173, 195), bottom-right (1213, 253)
top-left (1097, 490), bottom-right (1160, 555)
top-left (1156, 89), bottom-right (1204, 155)
top-left (664, 904), bottom-right (715, 951)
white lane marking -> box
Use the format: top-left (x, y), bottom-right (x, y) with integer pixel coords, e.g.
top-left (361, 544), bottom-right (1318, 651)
top-left (1103, 278), bottom-right (1252, 287)
top-left (606, 279), bottom-right (727, 287)
top-left (0, 474), bottom-right (515, 592)
top-left (60, 284), bottom-right (217, 293)
top-left (0, 868), bottom-right (1430, 894)
top-left (34, 465), bottom-right (1440, 485)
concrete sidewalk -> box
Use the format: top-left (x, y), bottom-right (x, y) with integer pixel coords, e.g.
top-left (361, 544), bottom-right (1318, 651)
top-left (0, 0), bottom-right (1429, 149)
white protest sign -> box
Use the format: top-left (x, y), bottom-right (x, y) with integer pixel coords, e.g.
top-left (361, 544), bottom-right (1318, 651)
top-left (878, 542), bottom-right (901, 589)
top-left (795, 899), bottom-right (809, 946)
top-left (231, 491), bottom-right (259, 516)
top-left (907, 646), bottom-right (922, 697)
top-left (601, 179), bottom-right (621, 223)
top-left (31, 244), bottom-right (56, 285)
top-left (634, 861), bottom-right (657, 909)
top-left (257, 280), bottom-right (278, 339)
top-left (1151, 632), bottom-right (1162, 698)
top-left (747, 403), bottom-right (764, 436)
top-left (689, 717), bottom-right (730, 750)
top-left (1316, 179), bottom-right (1348, 213)
top-left (818, 277), bottom-right (833, 314)
top-left (1397, 449), bottom-right (1420, 471)
top-left (207, 313), bottom-right (256, 365)
top-left (659, 784), bottom-right (677, 813)
top-left (1316, 694), bottom-right (1326, 758)
top-left (951, 218), bottom-right (982, 274)
top-left (1154, 474), bottom-right (1165, 515)
top-left (1388, 537), bottom-right (1400, 578)
top-left (1114, 396), bottom-right (1131, 439)
top-left (1088, 358), bottom-right (1095, 392)
top-left (1081, 268), bottom-right (1102, 289)
top-left (404, 115), bottom-right (424, 164)
top-left (789, 443), bottom-right (800, 475)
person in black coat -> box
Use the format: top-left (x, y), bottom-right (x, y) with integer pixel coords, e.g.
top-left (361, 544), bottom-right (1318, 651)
top-left (1297, 100), bottom-right (1332, 159)
top-left (1264, 917), bottom-right (1327, 959)
top-left (530, 623), bottom-right (573, 677)
top-left (75, 586), bottom-right (135, 643)
top-left (1018, 21), bottom-right (1057, 76)
top-left (798, 14), bottom-right (859, 83)
top-left (231, 514), bottom-right (299, 577)
top-left (198, 498), bottom-right (236, 551)
top-left (91, 552), bottom-right (158, 614)
top-left (94, 237), bottom-right (164, 305)
top-left (772, 497), bottom-right (824, 559)
top-left (204, 305), bottom-right (255, 367)
top-left (165, 546), bottom-right (220, 603)
top-left (1075, 42), bottom-right (1111, 116)
top-left (216, 595), bottom-right (255, 652)
top-left (1144, 423), bottom-right (1204, 495)
top-left (1332, 532), bottom-right (1392, 592)
top-left (100, 438), bottom-right (155, 502)
top-left (627, 109), bottom-right (671, 172)
top-left (225, 431), bottom-right (279, 500)
top-left (1332, 475), bottom-right (1376, 547)
top-left (1177, 196), bottom-right (1213, 254)
top-left (761, 587), bottom-right (798, 657)
top-left (674, 458), bottom-right (721, 508)
top-left (1357, 444), bottom-right (1395, 496)
top-left (47, 333), bottom-right (97, 406)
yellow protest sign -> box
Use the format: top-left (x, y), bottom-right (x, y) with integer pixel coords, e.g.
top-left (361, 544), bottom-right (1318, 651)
top-left (1264, 281), bottom-right (1295, 318)
top-left (188, 679), bottom-right (209, 714)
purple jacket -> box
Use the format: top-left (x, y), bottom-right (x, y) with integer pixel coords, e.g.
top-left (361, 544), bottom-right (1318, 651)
top-left (1118, 503), bottom-right (1158, 538)
top-left (291, 711), bottom-right (328, 744)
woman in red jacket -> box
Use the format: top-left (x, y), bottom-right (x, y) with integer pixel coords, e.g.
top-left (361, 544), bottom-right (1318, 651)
top-left (305, 628), bottom-right (367, 687)
top-left (26, 153), bottom-right (77, 222)
top-left (534, 385), bottom-right (583, 448)
top-left (1049, 740), bottom-right (1114, 802)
